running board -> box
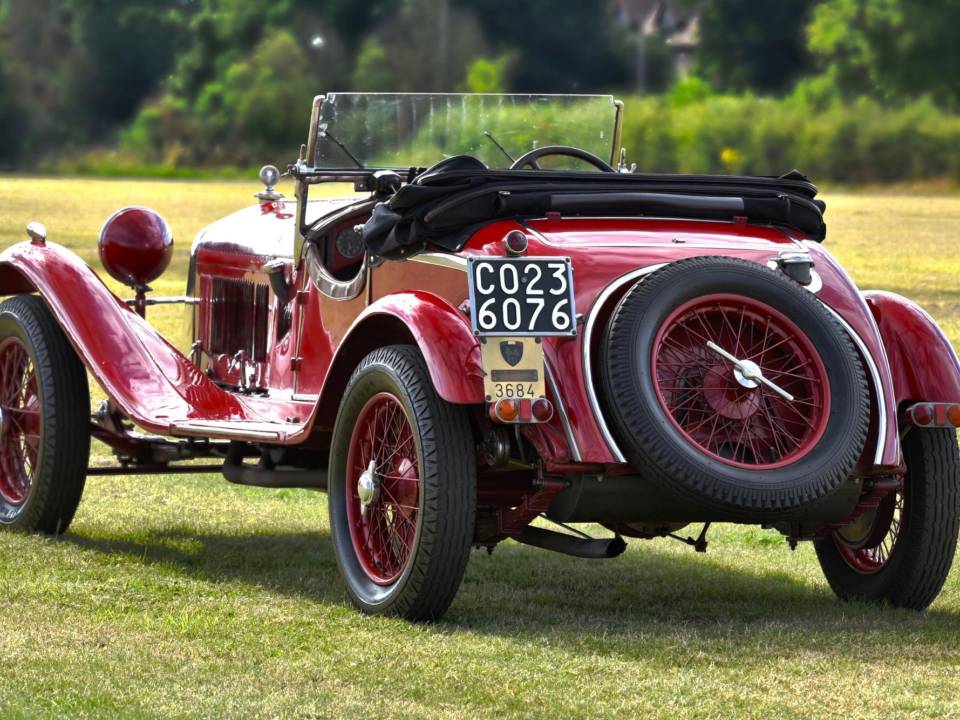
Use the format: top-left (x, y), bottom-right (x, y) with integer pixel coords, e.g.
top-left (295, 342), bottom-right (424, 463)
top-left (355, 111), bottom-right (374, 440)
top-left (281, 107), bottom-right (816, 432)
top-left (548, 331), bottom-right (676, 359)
top-left (514, 526), bottom-right (626, 559)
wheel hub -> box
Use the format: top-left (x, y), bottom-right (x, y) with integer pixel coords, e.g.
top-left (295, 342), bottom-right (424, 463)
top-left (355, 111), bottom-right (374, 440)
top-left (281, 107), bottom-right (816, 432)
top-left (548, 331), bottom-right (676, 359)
top-left (702, 365), bottom-right (761, 420)
top-left (357, 459), bottom-right (379, 516)
top-left (733, 359), bottom-right (762, 389)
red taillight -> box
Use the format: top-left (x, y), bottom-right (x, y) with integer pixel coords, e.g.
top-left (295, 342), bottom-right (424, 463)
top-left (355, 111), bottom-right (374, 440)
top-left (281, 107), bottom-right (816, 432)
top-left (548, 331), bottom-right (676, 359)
top-left (905, 402), bottom-right (960, 427)
top-left (503, 230), bottom-right (528, 255)
top-left (489, 397), bottom-right (554, 423)
top-left (911, 403), bottom-right (934, 426)
top-left (532, 398), bottom-right (554, 422)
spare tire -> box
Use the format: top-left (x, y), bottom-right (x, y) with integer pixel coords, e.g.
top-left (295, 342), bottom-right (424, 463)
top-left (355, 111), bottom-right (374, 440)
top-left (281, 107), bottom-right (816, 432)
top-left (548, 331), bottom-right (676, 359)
top-left (600, 256), bottom-right (869, 517)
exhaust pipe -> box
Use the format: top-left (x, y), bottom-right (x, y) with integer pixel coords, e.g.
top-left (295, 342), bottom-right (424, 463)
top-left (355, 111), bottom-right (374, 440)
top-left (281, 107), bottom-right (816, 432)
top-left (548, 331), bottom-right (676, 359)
top-left (515, 525), bottom-right (626, 559)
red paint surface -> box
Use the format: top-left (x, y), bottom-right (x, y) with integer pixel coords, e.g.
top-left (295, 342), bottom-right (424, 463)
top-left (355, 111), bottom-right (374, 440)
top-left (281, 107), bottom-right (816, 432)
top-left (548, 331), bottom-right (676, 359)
top-left (864, 290), bottom-right (960, 406)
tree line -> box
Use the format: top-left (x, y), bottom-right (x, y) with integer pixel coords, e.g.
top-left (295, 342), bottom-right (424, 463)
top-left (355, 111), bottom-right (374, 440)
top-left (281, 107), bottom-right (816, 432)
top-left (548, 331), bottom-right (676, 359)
top-left (0, 0), bottom-right (958, 172)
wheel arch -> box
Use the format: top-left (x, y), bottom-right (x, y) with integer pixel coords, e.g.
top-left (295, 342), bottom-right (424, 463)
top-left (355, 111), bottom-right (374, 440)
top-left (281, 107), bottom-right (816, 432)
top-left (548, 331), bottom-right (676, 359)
top-left (315, 291), bottom-right (484, 427)
top-left (863, 290), bottom-right (960, 408)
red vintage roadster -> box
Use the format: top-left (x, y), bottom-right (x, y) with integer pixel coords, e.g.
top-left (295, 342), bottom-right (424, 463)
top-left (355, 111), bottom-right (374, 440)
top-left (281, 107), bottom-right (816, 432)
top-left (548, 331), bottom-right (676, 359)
top-left (2, 93), bottom-right (959, 619)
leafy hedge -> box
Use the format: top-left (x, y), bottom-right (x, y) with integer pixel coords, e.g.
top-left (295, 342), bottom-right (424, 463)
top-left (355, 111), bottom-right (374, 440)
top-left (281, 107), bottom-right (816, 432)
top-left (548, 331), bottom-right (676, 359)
top-left (619, 95), bottom-right (960, 183)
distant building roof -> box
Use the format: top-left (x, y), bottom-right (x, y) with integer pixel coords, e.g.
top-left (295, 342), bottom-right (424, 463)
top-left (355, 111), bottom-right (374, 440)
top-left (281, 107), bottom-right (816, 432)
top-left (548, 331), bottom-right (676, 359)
top-left (614, 0), bottom-right (699, 46)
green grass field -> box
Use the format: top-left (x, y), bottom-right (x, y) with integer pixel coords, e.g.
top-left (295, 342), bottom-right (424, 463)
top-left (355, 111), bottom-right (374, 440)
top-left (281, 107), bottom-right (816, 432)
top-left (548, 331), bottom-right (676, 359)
top-left (2, 177), bottom-right (960, 719)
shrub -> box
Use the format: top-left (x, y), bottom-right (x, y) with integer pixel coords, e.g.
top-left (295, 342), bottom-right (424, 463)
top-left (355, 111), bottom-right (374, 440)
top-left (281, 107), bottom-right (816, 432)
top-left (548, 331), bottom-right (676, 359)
top-left (619, 94), bottom-right (960, 183)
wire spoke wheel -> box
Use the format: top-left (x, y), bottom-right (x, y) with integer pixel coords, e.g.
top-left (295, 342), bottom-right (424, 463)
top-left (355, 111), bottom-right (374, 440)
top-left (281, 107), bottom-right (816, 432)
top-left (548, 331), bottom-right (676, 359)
top-left (0, 336), bottom-right (41, 505)
top-left (816, 428), bottom-right (960, 610)
top-left (602, 258), bottom-right (868, 516)
top-left (328, 346), bottom-right (475, 620)
top-left (0, 295), bottom-right (89, 533)
top-left (834, 486), bottom-right (904, 574)
top-left (651, 293), bottom-right (831, 470)
top-left (346, 392), bottom-right (422, 585)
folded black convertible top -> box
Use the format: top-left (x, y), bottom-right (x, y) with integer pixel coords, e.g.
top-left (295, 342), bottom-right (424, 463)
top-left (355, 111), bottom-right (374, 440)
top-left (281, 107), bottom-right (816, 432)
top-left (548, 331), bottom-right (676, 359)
top-left (361, 156), bottom-right (826, 259)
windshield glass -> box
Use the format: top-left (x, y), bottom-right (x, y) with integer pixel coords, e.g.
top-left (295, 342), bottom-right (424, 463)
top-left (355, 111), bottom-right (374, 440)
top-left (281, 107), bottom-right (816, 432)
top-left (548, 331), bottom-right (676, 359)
top-left (314, 93), bottom-right (618, 170)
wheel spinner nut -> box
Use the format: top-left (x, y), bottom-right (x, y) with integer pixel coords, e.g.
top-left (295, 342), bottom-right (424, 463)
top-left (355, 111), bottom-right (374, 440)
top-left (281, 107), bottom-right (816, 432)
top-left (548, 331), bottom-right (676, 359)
top-left (357, 460), bottom-right (378, 516)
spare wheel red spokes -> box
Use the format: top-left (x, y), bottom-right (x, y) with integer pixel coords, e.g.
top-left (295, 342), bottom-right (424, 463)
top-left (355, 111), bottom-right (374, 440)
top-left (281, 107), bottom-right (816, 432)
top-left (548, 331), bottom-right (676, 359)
top-left (345, 392), bottom-right (422, 584)
top-left (0, 337), bottom-right (41, 504)
top-left (651, 294), bottom-right (831, 470)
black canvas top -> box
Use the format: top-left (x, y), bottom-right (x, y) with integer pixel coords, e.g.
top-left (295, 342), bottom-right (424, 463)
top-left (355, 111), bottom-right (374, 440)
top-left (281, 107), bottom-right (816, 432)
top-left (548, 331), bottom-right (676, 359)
top-left (361, 156), bottom-right (826, 259)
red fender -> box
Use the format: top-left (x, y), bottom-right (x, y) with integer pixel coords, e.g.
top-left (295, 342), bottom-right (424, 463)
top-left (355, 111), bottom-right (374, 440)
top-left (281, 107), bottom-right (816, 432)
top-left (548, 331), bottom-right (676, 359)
top-left (315, 291), bottom-right (484, 426)
top-left (0, 240), bottom-right (303, 441)
top-left (863, 290), bottom-right (960, 406)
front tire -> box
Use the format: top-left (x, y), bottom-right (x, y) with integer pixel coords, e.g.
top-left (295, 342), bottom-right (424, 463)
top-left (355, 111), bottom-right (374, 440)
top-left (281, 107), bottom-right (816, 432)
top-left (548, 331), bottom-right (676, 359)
top-left (816, 427), bottom-right (960, 610)
top-left (0, 295), bottom-right (90, 533)
top-left (328, 345), bottom-right (476, 620)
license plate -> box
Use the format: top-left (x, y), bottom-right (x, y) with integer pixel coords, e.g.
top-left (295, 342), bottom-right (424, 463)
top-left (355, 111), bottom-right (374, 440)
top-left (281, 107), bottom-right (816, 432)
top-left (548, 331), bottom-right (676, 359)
top-left (467, 257), bottom-right (576, 337)
top-left (480, 336), bottom-right (546, 401)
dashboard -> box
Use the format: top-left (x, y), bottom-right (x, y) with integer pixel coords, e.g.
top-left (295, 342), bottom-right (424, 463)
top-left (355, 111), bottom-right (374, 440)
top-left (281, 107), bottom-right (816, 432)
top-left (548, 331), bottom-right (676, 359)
top-left (322, 215), bottom-right (369, 281)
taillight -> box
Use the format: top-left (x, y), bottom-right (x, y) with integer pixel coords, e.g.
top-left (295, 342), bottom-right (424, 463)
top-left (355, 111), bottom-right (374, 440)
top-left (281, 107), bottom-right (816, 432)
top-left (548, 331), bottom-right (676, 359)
top-left (905, 402), bottom-right (960, 428)
top-left (532, 398), bottom-right (554, 422)
top-left (489, 397), bottom-right (554, 424)
top-left (493, 398), bottom-right (519, 422)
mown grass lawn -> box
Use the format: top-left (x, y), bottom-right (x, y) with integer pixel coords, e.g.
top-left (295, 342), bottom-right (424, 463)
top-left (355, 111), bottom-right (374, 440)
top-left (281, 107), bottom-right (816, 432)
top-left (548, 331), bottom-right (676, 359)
top-left (1, 177), bottom-right (960, 719)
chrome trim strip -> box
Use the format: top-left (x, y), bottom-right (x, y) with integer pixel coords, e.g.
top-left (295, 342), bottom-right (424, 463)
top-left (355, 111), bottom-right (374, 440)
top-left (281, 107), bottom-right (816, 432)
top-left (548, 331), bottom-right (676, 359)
top-left (821, 305), bottom-right (887, 466)
top-left (544, 359), bottom-right (581, 462)
top-left (305, 243), bottom-right (366, 300)
top-left (582, 263), bottom-right (668, 463)
top-left (409, 253), bottom-right (469, 272)
top-left (171, 422), bottom-right (282, 441)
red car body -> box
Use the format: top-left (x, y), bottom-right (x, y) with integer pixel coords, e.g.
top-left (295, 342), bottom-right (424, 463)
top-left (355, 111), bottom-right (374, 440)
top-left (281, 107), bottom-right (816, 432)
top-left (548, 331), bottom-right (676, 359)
top-left (4, 204), bottom-right (956, 467)
top-left (2, 93), bottom-right (959, 618)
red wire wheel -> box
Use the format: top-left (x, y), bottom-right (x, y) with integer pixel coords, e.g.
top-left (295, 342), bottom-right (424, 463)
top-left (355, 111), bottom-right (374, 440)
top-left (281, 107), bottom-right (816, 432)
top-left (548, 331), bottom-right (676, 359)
top-left (601, 257), bottom-right (869, 517)
top-left (0, 336), bottom-right (41, 506)
top-left (345, 392), bottom-right (422, 585)
top-left (651, 293), bottom-right (831, 469)
top-left (833, 486), bottom-right (904, 574)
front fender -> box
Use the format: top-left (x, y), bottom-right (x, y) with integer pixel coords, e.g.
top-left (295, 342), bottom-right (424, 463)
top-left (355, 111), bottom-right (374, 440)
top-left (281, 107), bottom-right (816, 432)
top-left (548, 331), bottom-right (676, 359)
top-left (864, 290), bottom-right (960, 406)
top-left (315, 291), bottom-right (484, 425)
top-left (0, 240), bottom-right (259, 434)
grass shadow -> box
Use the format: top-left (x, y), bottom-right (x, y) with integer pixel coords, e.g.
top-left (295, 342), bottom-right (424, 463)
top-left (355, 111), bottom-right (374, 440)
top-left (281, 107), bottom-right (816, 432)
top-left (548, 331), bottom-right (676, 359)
top-left (62, 525), bottom-right (960, 657)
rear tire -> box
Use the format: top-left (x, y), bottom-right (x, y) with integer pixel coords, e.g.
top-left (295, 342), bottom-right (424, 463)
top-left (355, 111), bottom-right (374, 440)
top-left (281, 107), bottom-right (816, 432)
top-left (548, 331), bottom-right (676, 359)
top-left (0, 295), bottom-right (90, 533)
top-left (816, 427), bottom-right (960, 610)
top-left (328, 345), bottom-right (476, 621)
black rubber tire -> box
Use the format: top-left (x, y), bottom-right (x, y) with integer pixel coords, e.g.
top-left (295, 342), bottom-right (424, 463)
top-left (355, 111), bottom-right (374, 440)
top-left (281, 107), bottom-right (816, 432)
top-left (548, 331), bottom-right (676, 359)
top-left (816, 428), bottom-right (960, 610)
top-left (0, 294), bottom-right (90, 533)
top-left (600, 256), bottom-right (869, 518)
top-left (328, 345), bottom-right (476, 621)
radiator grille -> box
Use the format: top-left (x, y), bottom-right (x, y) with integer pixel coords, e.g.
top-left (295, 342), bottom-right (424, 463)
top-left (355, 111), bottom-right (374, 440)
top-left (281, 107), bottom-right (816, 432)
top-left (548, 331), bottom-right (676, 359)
top-left (207, 277), bottom-right (270, 362)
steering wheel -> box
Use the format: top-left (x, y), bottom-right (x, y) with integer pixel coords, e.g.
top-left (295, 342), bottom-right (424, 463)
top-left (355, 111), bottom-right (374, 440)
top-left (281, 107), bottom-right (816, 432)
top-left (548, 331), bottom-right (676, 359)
top-left (509, 145), bottom-right (615, 172)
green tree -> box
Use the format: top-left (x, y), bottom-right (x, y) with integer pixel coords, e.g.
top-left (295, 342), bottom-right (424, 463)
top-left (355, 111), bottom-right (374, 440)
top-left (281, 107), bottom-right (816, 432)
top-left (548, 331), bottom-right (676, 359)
top-left (693, 0), bottom-right (817, 94)
top-left (460, 0), bottom-right (631, 92)
top-left (462, 55), bottom-right (512, 93)
top-left (808, 0), bottom-right (960, 109)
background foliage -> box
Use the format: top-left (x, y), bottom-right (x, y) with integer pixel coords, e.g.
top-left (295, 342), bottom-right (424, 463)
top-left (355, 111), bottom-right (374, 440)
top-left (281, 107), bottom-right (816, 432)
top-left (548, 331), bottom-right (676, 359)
top-left (1, 0), bottom-right (959, 182)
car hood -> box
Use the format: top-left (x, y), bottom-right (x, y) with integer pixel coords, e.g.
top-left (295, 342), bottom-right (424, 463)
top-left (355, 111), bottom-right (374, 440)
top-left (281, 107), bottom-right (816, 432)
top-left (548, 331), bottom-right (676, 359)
top-left (191, 196), bottom-right (362, 260)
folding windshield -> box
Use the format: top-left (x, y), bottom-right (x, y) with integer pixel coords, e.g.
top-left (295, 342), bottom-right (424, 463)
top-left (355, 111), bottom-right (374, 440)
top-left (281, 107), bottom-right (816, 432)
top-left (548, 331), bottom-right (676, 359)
top-left (313, 93), bottom-right (619, 171)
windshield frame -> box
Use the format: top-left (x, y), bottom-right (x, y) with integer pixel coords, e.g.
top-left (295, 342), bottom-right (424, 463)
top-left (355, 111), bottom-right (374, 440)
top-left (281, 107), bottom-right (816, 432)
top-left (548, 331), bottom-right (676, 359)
top-left (308, 93), bottom-right (624, 173)
top-left (292, 93), bottom-right (625, 262)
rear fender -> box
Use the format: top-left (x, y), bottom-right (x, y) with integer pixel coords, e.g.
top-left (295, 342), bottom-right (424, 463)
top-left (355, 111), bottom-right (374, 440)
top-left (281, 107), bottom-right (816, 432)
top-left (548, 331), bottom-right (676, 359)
top-left (315, 291), bottom-right (484, 426)
top-left (863, 290), bottom-right (960, 407)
